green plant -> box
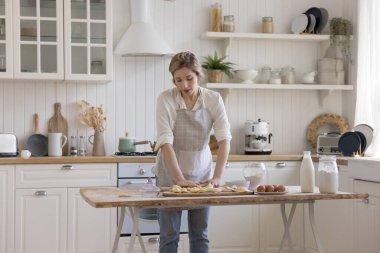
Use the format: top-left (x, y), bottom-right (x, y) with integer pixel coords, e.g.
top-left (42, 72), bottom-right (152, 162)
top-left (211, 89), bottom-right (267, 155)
top-left (329, 17), bottom-right (352, 62)
top-left (202, 51), bottom-right (235, 78)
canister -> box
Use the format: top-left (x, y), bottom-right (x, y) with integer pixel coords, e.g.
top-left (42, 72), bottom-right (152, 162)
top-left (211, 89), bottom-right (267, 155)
top-left (262, 17), bottom-right (273, 33)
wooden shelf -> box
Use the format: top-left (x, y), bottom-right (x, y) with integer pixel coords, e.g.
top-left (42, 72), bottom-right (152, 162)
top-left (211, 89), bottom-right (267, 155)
top-left (206, 83), bottom-right (354, 90)
top-left (201, 32), bottom-right (330, 42)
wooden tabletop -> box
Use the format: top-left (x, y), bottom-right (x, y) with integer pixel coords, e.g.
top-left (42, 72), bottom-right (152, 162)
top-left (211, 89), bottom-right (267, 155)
top-left (80, 187), bottom-right (368, 209)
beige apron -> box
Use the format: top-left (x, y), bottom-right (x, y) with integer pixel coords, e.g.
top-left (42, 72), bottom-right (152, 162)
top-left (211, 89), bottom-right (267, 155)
top-left (157, 102), bottom-right (213, 187)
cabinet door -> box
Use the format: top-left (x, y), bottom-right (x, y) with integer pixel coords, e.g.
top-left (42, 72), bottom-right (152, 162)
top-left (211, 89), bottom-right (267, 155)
top-left (0, 0), bottom-right (13, 78)
top-left (13, 0), bottom-right (64, 79)
top-left (353, 180), bottom-right (380, 253)
top-left (67, 188), bottom-right (117, 253)
top-left (208, 162), bottom-right (260, 253)
top-left (15, 188), bottom-right (67, 253)
top-left (305, 165), bottom-right (355, 253)
top-left (64, 0), bottom-right (112, 81)
top-left (0, 165), bottom-right (14, 253)
top-left (260, 161), bottom-right (304, 253)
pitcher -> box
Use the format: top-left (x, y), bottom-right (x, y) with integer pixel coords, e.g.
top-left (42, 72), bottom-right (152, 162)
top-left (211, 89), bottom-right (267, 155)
top-left (48, 133), bottom-right (68, 157)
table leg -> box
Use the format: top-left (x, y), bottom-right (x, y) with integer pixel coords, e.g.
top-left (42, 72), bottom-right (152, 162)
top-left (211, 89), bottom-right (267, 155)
top-left (127, 207), bottom-right (147, 253)
top-left (112, 206), bottom-right (125, 253)
top-left (308, 202), bottom-right (324, 253)
top-left (278, 203), bottom-right (297, 253)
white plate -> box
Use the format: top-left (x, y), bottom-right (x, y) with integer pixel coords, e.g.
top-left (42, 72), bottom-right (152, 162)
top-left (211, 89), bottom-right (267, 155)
top-left (291, 14), bottom-right (308, 34)
top-left (256, 191), bottom-right (288, 195)
top-left (353, 124), bottom-right (374, 150)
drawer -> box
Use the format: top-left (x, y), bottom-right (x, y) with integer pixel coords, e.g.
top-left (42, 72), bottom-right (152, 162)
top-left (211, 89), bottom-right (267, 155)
top-left (16, 163), bottom-right (117, 188)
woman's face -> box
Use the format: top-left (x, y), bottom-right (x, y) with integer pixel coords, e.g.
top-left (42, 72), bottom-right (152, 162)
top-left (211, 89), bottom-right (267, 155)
top-left (173, 67), bottom-right (199, 97)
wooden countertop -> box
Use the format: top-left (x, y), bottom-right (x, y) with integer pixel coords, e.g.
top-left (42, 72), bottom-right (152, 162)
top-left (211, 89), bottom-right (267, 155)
top-left (80, 186), bottom-right (368, 208)
top-left (0, 154), bottom-right (348, 165)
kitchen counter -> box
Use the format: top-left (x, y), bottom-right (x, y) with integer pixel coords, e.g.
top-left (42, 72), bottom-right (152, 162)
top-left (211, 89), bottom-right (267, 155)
top-left (0, 154), bottom-right (349, 165)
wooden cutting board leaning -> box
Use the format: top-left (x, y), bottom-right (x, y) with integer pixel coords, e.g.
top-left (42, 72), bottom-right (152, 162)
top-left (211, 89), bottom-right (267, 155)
top-left (48, 103), bottom-right (69, 155)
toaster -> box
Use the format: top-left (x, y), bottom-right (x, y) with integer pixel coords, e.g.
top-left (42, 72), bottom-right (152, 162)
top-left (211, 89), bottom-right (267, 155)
top-left (0, 133), bottom-right (18, 157)
top-left (316, 133), bottom-right (341, 155)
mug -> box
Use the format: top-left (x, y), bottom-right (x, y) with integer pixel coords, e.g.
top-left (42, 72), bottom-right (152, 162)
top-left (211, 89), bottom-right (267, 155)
top-left (20, 150), bottom-right (31, 159)
top-left (48, 133), bottom-right (68, 157)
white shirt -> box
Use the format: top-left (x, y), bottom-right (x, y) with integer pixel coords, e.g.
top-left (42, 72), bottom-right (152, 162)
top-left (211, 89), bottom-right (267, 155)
top-left (156, 86), bottom-right (232, 149)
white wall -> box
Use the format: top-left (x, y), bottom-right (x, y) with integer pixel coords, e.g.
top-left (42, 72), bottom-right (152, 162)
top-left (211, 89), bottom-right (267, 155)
top-left (0, 0), bottom-right (357, 155)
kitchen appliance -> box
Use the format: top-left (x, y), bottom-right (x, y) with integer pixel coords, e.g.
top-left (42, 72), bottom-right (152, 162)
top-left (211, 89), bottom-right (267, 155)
top-left (317, 133), bottom-right (341, 155)
top-left (117, 162), bottom-right (188, 238)
top-left (245, 119), bottom-right (273, 154)
top-left (0, 133), bottom-right (18, 157)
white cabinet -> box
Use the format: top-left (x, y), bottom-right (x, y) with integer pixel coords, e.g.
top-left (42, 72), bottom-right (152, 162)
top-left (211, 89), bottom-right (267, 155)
top-left (14, 163), bottom-right (117, 253)
top-left (1, 0), bottom-right (112, 81)
top-left (0, 165), bottom-right (14, 253)
top-left (304, 165), bottom-right (355, 253)
top-left (353, 179), bottom-right (380, 253)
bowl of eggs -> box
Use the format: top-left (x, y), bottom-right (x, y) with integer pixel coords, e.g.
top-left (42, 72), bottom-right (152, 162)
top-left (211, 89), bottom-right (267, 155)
top-left (234, 69), bottom-right (258, 84)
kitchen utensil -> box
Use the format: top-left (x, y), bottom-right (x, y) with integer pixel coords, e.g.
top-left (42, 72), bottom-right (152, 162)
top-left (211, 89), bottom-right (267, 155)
top-left (26, 113), bottom-right (48, 156)
top-left (338, 131), bottom-right (361, 156)
top-left (305, 7), bottom-right (322, 33)
top-left (48, 102), bottom-right (69, 155)
top-left (353, 124), bottom-right (374, 151)
top-left (0, 133), bottom-right (18, 157)
top-left (118, 133), bottom-right (150, 152)
top-left (48, 132), bottom-right (68, 157)
top-left (291, 13), bottom-right (308, 34)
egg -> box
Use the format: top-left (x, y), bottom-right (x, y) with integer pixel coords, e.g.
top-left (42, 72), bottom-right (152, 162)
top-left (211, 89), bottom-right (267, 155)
top-left (265, 185), bottom-right (275, 192)
top-left (277, 185), bottom-right (286, 192)
top-left (272, 184), bottom-right (278, 192)
top-left (257, 185), bottom-right (265, 192)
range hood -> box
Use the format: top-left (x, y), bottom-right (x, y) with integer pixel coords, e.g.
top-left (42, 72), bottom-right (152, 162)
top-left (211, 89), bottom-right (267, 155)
top-left (114, 0), bottom-right (174, 57)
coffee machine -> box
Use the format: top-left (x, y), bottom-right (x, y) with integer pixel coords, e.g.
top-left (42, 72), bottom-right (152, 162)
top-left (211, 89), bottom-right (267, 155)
top-left (245, 119), bottom-right (273, 154)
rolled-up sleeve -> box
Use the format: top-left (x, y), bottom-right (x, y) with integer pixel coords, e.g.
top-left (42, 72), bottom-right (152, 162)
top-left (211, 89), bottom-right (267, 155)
top-left (155, 92), bottom-right (176, 150)
top-left (206, 91), bottom-right (232, 142)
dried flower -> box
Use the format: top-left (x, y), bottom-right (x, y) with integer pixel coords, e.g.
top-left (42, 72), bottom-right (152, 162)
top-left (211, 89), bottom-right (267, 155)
top-left (76, 100), bottom-right (106, 132)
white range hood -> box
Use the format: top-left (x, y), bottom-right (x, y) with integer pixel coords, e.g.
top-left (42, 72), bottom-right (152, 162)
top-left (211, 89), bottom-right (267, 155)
top-left (114, 0), bottom-right (174, 57)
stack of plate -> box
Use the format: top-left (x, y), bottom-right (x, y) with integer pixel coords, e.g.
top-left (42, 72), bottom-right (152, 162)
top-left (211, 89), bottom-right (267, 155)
top-left (291, 7), bottom-right (329, 34)
top-left (338, 124), bottom-right (374, 156)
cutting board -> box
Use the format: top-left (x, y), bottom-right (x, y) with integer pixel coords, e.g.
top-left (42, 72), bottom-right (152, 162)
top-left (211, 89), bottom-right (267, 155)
top-left (162, 191), bottom-right (254, 197)
top-left (48, 103), bottom-right (69, 156)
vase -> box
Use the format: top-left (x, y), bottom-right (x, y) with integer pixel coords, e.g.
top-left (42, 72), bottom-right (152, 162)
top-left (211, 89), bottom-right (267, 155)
top-left (91, 130), bottom-right (106, 156)
top-left (208, 70), bottom-right (224, 83)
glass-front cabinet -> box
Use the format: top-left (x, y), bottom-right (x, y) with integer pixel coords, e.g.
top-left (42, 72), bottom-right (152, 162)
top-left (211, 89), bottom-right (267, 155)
top-left (13, 0), bottom-right (64, 79)
top-left (0, 0), bottom-right (13, 78)
top-left (64, 0), bottom-right (112, 81)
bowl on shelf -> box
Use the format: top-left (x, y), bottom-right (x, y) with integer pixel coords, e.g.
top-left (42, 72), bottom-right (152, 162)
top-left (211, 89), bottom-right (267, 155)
top-left (234, 69), bottom-right (258, 84)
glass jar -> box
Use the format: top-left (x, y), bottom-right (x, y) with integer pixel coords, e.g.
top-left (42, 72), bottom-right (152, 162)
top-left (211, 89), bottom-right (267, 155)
top-left (243, 162), bottom-right (267, 191)
top-left (223, 15), bottom-right (235, 32)
top-left (269, 70), bottom-right (281, 84)
top-left (77, 135), bottom-right (86, 156)
top-left (70, 135), bottom-right (78, 156)
top-left (262, 17), bottom-right (273, 33)
top-left (210, 3), bottom-right (222, 32)
top-left (318, 155), bottom-right (339, 194)
top-left (281, 66), bottom-right (296, 84)
top-left (260, 66), bottom-right (272, 83)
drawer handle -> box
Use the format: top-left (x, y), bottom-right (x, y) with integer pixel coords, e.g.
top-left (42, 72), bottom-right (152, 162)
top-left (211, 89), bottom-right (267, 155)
top-left (362, 198), bottom-right (370, 204)
top-left (225, 162), bottom-right (230, 168)
top-left (148, 237), bottom-right (159, 243)
top-left (61, 165), bottom-right (73, 170)
top-left (276, 162), bottom-right (286, 167)
top-left (35, 191), bottom-right (47, 196)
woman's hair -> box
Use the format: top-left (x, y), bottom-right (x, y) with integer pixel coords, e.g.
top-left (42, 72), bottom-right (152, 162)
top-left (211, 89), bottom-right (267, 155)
top-left (169, 51), bottom-right (204, 81)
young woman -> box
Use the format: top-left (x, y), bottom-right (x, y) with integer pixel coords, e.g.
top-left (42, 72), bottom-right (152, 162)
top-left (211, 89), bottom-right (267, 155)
top-left (155, 51), bottom-right (232, 253)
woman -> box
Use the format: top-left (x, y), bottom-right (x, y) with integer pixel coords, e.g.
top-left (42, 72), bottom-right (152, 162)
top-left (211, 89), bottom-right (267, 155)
top-left (155, 51), bottom-right (232, 253)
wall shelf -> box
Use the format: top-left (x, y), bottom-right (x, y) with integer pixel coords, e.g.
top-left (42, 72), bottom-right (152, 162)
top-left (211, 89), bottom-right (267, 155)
top-left (206, 83), bottom-right (354, 90)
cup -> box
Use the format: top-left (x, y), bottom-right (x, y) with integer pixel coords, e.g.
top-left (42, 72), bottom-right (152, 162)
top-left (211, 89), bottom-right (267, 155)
top-left (20, 150), bottom-right (31, 159)
top-left (48, 133), bottom-right (68, 157)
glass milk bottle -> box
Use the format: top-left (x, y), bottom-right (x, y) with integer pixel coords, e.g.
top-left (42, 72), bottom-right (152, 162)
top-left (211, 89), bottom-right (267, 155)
top-left (318, 155), bottom-right (339, 194)
top-left (300, 151), bottom-right (315, 193)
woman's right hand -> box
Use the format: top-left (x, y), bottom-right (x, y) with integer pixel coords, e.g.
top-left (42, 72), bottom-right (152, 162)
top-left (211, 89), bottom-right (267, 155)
top-left (175, 179), bottom-right (198, 188)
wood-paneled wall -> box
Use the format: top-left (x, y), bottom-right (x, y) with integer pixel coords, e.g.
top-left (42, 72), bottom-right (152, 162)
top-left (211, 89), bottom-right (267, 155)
top-left (0, 0), bottom-right (357, 155)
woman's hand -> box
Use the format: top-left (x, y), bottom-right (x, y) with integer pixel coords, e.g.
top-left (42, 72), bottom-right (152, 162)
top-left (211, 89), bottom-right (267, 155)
top-left (176, 179), bottom-right (198, 188)
top-left (200, 177), bottom-right (222, 187)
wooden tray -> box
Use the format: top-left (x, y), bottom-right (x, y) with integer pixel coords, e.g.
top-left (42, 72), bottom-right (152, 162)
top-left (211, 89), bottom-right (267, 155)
top-left (162, 191), bottom-right (253, 197)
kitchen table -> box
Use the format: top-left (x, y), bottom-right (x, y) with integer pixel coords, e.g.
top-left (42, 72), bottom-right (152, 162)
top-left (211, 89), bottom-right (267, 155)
top-left (80, 187), bottom-right (368, 253)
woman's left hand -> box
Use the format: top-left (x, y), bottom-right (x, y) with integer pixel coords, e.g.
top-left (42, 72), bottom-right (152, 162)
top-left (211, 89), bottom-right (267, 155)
top-left (200, 177), bottom-right (221, 187)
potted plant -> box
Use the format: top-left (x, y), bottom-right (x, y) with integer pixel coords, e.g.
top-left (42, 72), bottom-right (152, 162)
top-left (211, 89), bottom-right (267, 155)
top-left (329, 17), bottom-right (352, 62)
top-left (202, 51), bottom-right (235, 83)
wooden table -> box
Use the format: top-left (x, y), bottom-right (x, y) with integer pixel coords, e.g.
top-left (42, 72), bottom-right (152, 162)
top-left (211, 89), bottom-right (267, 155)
top-left (80, 187), bottom-right (368, 253)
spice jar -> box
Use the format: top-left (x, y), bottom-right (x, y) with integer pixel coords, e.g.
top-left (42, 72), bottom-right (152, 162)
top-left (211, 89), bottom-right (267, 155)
top-left (269, 70), bottom-right (281, 84)
top-left (262, 17), bottom-right (273, 33)
top-left (223, 15), bottom-right (235, 32)
top-left (318, 155), bottom-right (339, 194)
top-left (210, 3), bottom-right (222, 32)
top-left (260, 66), bottom-right (272, 83)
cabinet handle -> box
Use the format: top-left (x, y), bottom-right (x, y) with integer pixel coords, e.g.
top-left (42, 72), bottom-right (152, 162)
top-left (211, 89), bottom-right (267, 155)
top-left (35, 191), bottom-right (47, 196)
top-left (276, 162), bottom-right (286, 168)
top-left (61, 165), bottom-right (73, 170)
top-left (362, 198), bottom-right (370, 204)
top-left (225, 162), bottom-right (230, 168)
top-left (148, 237), bottom-right (159, 243)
